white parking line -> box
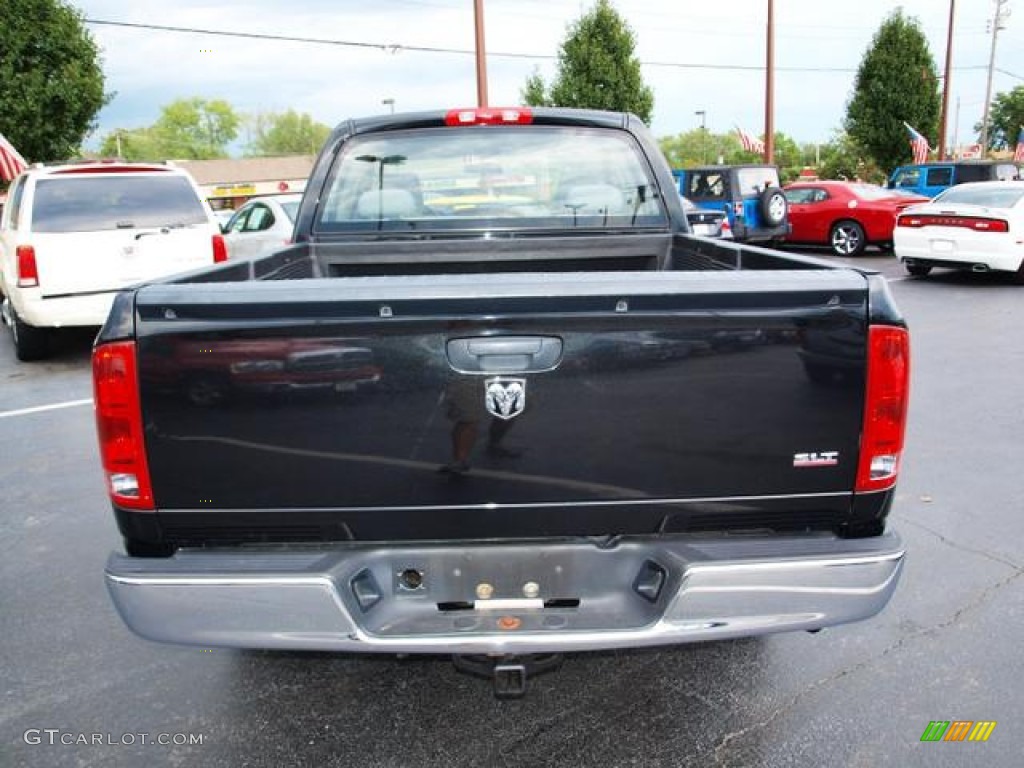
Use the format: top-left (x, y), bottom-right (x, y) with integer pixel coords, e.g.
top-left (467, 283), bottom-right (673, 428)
top-left (0, 398), bottom-right (93, 420)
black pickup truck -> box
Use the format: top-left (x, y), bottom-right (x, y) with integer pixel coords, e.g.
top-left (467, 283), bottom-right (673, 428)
top-left (98, 108), bottom-right (908, 694)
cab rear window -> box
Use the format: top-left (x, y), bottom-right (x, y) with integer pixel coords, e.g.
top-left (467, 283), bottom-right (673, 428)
top-left (316, 126), bottom-right (667, 233)
top-left (31, 176), bottom-right (208, 233)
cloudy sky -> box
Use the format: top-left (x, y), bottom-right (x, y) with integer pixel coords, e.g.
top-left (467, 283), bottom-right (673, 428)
top-left (72, 0), bottom-right (1023, 151)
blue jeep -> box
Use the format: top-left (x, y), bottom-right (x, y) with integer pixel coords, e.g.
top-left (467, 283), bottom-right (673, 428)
top-left (673, 165), bottom-right (789, 243)
top-left (887, 160), bottom-right (1020, 198)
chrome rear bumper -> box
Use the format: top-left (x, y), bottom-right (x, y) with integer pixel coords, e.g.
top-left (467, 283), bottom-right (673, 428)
top-left (106, 532), bottom-right (904, 654)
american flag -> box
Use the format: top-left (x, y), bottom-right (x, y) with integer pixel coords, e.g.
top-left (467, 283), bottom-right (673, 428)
top-left (1013, 127), bottom-right (1024, 164)
top-left (0, 131), bottom-right (28, 182)
top-left (903, 122), bottom-right (931, 165)
top-left (735, 127), bottom-right (765, 155)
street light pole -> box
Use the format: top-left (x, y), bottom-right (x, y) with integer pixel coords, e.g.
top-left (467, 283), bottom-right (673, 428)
top-left (695, 110), bottom-right (707, 164)
top-left (382, 98), bottom-right (395, 114)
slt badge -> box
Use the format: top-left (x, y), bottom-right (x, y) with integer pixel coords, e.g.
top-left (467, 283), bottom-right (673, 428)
top-left (485, 378), bottom-right (526, 420)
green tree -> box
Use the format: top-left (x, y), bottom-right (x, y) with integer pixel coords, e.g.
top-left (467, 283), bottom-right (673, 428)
top-left (245, 110), bottom-right (331, 156)
top-left (845, 10), bottom-right (940, 173)
top-left (979, 86), bottom-right (1024, 151)
top-left (521, 70), bottom-right (550, 108)
top-left (98, 127), bottom-right (162, 161)
top-left (100, 98), bottom-right (241, 160)
top-left (818, 132), bottom-right (885, 184)
top-left (658, 130), bottom-right (708, 168)
top-left (0, 0), bottom-right (107, 164)
top-left (768, 133), bottom-right (803, 182)
top-left (520, 0), bottom-right (653, 124)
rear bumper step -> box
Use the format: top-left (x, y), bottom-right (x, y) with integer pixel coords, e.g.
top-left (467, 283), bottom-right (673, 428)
top-left (105, 532), bottom-right (904, 654)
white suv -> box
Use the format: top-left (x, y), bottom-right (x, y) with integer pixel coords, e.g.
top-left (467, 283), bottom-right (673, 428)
top-left (0, 161), bottom-right (226, 360)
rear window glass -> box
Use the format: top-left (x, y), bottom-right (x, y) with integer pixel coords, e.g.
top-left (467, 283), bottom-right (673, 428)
top-left (31, 175), bottom-right (208, 233)
top-left (849, 184), bottom-right (897, 200)
top-left (735, 168), bottom-right (780, 197)
top-left (934, 185), bottom-right (1024, 208)
top-left (316, 126), bottom-right (667, 233)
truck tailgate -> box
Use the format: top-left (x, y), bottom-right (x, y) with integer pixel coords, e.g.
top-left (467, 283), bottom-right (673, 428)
top-left (133, 271), bottom-right (870, 540)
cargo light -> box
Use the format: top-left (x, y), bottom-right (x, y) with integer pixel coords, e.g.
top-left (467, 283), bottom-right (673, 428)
top-left (213, 233), bottom-right (228, 263)
top-left (444, 107), bottom-right (533, 127)
top-left (897, 214), bottom-right (1008, 232)
top-left (16, 245), bottom-right (39, 287)
top-left (856, 326), bottom-right (910, 494)
top-left (93, 342), bottom-right (154, 510)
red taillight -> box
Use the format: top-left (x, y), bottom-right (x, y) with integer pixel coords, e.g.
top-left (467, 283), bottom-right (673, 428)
top-left (212, 233), bottom-right (228, 263)
top-left (16, 245), bottom-right (39, 287)
top-left (856, 326), bottom-right (910, 493)
top-left (444, 107), bottom-right (533, 126)
top-left (93, 342), bottom-right (154, 510)
top-left (897, 214), bottom-right (1008, 232)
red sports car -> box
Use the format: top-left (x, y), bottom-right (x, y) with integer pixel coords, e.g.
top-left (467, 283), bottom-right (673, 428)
top-left (783, 181), bottom-right (929, 256)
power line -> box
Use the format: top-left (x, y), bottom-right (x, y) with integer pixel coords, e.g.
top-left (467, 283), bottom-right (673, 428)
top-left (84, 18), bottom-right (998, 75)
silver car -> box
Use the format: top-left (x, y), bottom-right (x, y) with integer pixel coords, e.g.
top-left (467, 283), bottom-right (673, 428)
top-left (223, 193), bottom-right (302, 260)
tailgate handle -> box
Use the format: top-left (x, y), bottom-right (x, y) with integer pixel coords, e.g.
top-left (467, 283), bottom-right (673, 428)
top-left (447, 336), bottom-right (563, 373)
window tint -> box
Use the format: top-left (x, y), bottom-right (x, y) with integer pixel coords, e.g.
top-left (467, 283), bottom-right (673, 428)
top-left (317, 126), bottom-right (667, 233)
top-left (227, 208), bottom-right (249, 233)
top-left (925, 167), bottom-right (953, 187)
top-left (893, 168), bottom-right (920, 188)
top-left (243, 205), bottom-right (275, 232)
top-left (955, 165), bottom-right (993, 183)
top-left (31, 175), bottom-right (208, 233)
top-left (934, 185), bottom-right (1024, 208)
top-left (784, 188), bottom-right (818, 204)
top-left (688, 172), bottom-right (727, 200)
top-left (5, 176), bottom-right (26, 229)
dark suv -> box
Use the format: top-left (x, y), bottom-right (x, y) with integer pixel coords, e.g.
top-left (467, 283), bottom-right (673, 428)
top-left (674, 164), bottom-right (789, 243)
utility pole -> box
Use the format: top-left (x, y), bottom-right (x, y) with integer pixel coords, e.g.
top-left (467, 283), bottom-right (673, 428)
top-left (953, 96), bottom-right (961, 156)
top-left (980, 0), bottom-right (1010, 155)
top-left (938, 0), bottom-right (956, 160)
top-left (474, 0), bottom-right (489, 107)
top-left (764, 0), bottom-right (775, 163)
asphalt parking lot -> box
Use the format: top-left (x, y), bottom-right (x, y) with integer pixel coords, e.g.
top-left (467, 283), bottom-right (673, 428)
top-left (1, 251), bottom-right (1022, 767)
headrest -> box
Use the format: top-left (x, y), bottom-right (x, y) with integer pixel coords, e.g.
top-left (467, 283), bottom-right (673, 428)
top-left (356, 189), bottom-right (418, 218)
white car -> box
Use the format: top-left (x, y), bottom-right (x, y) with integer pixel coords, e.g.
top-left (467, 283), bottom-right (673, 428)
top-left (0, 161), bottom-right (226, 360)
top-left (211, 208), bottom-right (236, 231)
top-left (895, 181), bottom-right (1024, 282)
top-left (223, 193), bottom-right (302, 260)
